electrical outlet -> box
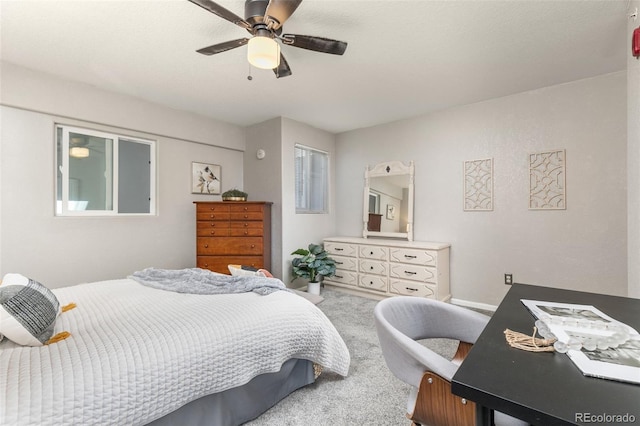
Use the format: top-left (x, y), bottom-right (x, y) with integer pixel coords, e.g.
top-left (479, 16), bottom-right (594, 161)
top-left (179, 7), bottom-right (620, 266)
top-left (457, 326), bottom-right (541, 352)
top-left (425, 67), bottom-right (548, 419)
top-left (504, 274), bottom-right (513, 285)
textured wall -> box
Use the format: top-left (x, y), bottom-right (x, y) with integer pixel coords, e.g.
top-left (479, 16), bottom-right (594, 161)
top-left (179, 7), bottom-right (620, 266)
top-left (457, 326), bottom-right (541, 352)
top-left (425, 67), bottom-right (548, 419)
top-left (0, 65), bottom-right (245, 288)
top-left (335, 73), bottom-right (627, 305)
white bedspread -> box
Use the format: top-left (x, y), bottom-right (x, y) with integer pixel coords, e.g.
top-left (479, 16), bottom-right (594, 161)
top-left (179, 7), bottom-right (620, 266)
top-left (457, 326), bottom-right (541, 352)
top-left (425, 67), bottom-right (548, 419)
top-left (0, 279), bottom-right (350, 426)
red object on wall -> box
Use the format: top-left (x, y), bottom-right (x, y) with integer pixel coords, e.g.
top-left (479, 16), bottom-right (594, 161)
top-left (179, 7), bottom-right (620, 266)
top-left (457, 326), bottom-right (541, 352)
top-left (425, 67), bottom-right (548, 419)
top-left (633, 27), bottom-right (640, 58)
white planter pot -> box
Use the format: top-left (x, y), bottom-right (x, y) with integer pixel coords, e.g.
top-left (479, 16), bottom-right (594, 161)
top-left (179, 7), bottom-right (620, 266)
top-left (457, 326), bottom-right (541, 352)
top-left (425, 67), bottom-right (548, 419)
top-left (307, 281), bottom-right (321, 295)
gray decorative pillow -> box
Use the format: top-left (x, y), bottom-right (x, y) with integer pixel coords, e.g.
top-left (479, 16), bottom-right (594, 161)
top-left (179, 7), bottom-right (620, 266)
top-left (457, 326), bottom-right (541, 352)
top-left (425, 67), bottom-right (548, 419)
top-left (0, 273), bottom-right (61, 346)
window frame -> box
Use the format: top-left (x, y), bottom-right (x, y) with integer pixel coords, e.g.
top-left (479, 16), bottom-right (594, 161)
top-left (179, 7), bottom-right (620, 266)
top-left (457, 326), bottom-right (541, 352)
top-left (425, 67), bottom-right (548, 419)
top-left (55, 124), bottom-right (157, 217)
top-left (294, 143), bottom-right (329, 214)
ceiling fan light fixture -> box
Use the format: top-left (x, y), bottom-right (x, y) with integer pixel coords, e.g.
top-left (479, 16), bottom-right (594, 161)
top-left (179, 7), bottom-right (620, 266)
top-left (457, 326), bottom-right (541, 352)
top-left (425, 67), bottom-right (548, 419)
top-left (247, 36), bottom-right (280, 69)
top-left (70, 146), bottom-right (90, 158)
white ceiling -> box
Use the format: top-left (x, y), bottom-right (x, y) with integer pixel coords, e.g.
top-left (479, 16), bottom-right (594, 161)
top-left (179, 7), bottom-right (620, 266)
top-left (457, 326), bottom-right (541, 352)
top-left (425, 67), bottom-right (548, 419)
top-left (0, 0), bottom-right (630, 134)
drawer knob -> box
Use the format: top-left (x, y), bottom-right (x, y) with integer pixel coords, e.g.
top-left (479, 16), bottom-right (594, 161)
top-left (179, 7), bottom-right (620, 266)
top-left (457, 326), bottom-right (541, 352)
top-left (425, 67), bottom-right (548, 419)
top-left (204, 263), bottom-right (209, 267)
top-left (251, 244), bottom-right (255, 248)
top-left (244, 231), bottom-right (248, 235)
top-left (370, 266), bottom-right (374, 270)
top-left (210, 215), bottom-right (215, 218)
top-left (204, 244), bottom-right (209, 248)
top-left (210, 223), bottom-right (215, 227)
top-left (244, 207), bottom-right (248, 211)
top-left (244, 223), bottom-right (249, 227)
top-left (210, 231), bottom-right (215, 235)
top-left (370, 251), bottom-right (374, 255)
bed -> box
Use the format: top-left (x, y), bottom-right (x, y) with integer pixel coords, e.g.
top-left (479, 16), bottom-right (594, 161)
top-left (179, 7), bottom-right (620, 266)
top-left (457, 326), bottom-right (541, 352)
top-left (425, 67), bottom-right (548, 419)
top-left (0, 273), bottom-right (350, 426)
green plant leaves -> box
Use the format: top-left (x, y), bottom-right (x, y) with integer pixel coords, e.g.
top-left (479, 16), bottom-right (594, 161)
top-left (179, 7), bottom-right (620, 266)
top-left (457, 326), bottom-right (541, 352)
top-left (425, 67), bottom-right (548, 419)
top-left (290, 243), bottom-right (336, 283)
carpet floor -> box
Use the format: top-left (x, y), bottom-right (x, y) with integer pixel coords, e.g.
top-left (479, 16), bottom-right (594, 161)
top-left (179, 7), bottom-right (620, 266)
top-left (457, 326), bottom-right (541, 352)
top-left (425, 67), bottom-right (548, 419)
top-left (246, 288), bottom-right (460, 426)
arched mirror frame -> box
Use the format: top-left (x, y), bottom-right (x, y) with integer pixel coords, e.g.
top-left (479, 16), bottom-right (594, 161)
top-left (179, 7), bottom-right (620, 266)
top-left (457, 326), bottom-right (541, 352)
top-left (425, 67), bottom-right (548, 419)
top-left (363, 160), bottom-right (414, 241)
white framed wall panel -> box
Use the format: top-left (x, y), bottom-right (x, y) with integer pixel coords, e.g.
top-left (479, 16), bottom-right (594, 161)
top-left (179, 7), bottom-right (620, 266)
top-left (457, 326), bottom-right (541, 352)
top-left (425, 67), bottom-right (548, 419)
top-left (463, 158), bottom-right (493, 211)
top-left (529, 149), bottom-right (566, 210)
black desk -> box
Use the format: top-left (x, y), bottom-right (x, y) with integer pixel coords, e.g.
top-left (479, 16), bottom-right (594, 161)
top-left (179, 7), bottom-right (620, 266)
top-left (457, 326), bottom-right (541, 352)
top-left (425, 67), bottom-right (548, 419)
top-left (451, 284), bottom-right (640, 426)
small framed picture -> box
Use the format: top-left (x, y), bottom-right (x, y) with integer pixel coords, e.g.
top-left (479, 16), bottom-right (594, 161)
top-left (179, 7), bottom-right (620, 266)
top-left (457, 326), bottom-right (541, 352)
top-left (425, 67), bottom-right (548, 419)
top-left (386, 204), bottom-right (396, 220)
top-left (192, 162), bottom-right (221, 194)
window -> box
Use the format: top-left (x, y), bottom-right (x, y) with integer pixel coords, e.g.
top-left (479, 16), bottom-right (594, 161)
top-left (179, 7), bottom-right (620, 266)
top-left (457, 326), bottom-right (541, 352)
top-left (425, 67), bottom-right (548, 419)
top-left (295, 144), bottom-right (329, 214)
top-left (56, 125), bottom-right (156, 216)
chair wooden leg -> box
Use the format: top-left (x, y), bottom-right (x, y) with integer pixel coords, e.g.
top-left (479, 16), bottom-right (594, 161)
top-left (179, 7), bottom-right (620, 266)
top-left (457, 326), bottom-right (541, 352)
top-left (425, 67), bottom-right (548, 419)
top-left (410, 371), bottom-right (476, 426)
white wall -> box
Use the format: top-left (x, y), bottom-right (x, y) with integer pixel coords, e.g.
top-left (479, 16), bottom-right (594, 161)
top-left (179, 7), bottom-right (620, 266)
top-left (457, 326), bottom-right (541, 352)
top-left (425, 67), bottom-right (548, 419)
top-left (335, 72), bottom-right (627, 305)
top-left (0, 63), bottom-right (246, 288)
top-left (628, 1), bottom-right (640, 298)
top-left (244, 117), bottom-right (337, 286)
top-left (244, 118), bottom-right (283, 277)
top-left (281, 118), bottom-right (337, 287)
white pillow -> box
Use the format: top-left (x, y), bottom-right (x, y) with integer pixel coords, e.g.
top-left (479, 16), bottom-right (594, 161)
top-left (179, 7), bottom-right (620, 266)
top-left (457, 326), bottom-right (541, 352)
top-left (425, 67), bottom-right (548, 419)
top-left (227, 264), bottom-right (273, 278)
top-left (0, 273), bottom-right (61, 346)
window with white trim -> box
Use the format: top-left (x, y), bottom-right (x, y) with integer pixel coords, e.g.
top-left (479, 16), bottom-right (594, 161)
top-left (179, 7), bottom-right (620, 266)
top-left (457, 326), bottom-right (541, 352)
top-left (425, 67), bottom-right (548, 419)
top-left (295, 144), bottom-right (328, 214)
top-left (56, 125), bottom-right (156, 216)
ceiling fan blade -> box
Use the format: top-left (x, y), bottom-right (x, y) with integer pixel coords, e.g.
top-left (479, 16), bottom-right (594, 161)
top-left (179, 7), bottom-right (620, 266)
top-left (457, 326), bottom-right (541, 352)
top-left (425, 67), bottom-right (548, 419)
top-left (264, 0), bottom-right (303, 30)
top-left (188, 0), bottom-right (250, 30)
top-left (273, 53), bottom-right (292, 78)
top-left (281, 34), bottom-right (347, 55)
top-left (196, 38), bottom-right (249, 55)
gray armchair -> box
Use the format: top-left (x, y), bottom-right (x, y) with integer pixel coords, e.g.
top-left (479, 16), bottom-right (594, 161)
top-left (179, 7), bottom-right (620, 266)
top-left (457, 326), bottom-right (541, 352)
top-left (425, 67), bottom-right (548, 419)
top-left (374, 296), bottom-right (527, 426)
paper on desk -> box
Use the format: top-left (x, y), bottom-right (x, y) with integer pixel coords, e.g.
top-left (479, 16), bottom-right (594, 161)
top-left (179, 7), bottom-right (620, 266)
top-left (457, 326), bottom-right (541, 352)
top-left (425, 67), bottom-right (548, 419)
top-left (521, 299), bottom-right (640, 385)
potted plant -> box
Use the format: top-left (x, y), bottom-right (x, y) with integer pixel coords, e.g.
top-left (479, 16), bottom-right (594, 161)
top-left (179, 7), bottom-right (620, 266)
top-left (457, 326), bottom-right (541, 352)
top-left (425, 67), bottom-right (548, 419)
top-left (291, 243), bottom-right (336, 295)
top-left (221, 189), bottom-right (248, 201)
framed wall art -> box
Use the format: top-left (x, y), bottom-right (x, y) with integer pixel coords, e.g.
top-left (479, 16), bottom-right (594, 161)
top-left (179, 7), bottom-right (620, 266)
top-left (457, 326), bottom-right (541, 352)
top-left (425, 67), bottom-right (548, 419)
top-left (464, 158), bottom-right (494, 211)
top-left (192, 162), bottom-right (221, 195)
top-left (529, 149), bottom-right (566, 210)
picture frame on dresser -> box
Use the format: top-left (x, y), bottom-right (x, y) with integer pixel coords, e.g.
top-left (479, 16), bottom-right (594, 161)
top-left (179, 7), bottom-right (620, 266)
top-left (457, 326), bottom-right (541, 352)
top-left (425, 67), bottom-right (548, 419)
top-left (192, 162), bottom-right (221, 195)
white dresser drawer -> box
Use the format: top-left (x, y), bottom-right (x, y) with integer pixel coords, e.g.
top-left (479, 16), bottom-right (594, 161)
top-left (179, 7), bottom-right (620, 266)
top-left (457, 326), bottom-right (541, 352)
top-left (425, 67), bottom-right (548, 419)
top-left (359, 245), bottom-right (388, 261)
top-left (332, 255), bottom-right (357, 271)
top-left (389, 263), bottom-right (437, 283)
top-left (328, 270), bottom-right (358, 286)
top-left (390, 248), bottom-right (437, 267)
top-left (325, 241), bottom-right (358, 257)
top-left (389, 280), bottom-right (436, 299)
top-left (359, 259), bottom-right (388, 276)
top-left (359, 274), bottom-right (387, 292)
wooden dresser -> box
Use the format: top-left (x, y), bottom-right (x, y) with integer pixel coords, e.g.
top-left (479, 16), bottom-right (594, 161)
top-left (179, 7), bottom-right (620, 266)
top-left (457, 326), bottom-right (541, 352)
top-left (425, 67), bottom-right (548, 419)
top-left (323, 237), bottom-right (451, 301)
top-left (194, 201), bottom-right (272, 274)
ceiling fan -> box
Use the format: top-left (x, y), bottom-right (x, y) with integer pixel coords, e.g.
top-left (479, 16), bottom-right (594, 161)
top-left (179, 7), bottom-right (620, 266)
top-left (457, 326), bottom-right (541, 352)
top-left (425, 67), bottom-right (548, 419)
top-left (188, 0), bottom-right (348, 78)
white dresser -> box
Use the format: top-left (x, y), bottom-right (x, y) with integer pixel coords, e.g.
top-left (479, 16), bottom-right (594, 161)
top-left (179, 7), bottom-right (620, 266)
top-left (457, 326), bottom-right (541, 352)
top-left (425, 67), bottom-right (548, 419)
top-left (323, 237), bottom-right (451, 301)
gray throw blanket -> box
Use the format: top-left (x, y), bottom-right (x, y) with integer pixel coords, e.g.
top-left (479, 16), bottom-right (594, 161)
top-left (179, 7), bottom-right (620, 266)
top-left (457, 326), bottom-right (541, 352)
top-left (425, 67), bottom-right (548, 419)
top-left (129, 268), bottom-right (289, 296)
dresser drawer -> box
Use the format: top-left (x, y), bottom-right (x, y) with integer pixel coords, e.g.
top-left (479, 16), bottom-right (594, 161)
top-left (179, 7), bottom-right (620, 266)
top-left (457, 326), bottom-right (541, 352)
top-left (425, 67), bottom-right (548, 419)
top-left (389, 280), bottom-right (436, 299)
top-left (196, 221), bottom-right (231, 236)
top-left (390, 248), bottom-right (437, 267)
top-left (229, 204), bottom-right (264, 213)
top-left (328, 270), bottom-right (358, 286)
top-left (359, 259), bottom-right (388, 276)
top-left (324, 242), bottom-right (357, 257)
top-left (389, 263), bottom-right (437, 283)
top-left (229, 228), bottom-right (264, 237)
top-left (332, 255), bottom-right (357, 271)
top-left (196, 204), bottom-right (231, 214)
top-left (197, 212), bottom-right (231, 221)
top-left (197, 255), bottom-right (264, 274)
top-left (197, 237), bottom-right (263, 255)
top-left (230, 212), bottom-right (264, 221)
top-left (359, 245), bottom-right (388, 261)
top-left (359, 274), bottom-right (387, 292)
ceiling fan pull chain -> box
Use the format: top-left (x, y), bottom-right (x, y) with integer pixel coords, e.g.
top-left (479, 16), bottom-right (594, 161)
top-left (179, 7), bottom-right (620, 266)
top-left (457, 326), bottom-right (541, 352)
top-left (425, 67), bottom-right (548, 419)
top-left (247, 64), bottom-right (253, 81)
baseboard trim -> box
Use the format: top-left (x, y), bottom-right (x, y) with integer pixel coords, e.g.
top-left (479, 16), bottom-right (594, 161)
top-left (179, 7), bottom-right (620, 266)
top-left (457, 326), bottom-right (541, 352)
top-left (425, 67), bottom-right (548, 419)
top-left (451, 298), bottom-right (498, 313)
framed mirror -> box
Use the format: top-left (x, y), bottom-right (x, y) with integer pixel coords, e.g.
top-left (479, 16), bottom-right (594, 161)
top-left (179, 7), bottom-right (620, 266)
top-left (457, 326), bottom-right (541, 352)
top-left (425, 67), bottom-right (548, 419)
top-left (363, 160), bottom-right (414, 241)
